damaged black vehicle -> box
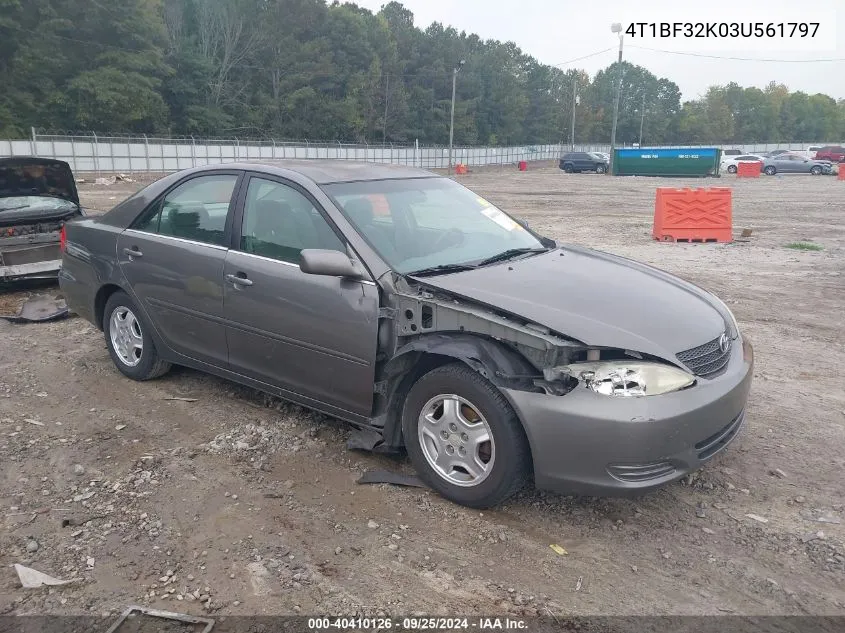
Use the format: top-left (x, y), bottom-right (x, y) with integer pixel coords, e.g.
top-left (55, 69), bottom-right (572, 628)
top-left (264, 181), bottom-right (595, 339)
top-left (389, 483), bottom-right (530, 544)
top-left (59, 161), bottom-right (753, 508)
top-left (0, 157), bottom-right (86, 283)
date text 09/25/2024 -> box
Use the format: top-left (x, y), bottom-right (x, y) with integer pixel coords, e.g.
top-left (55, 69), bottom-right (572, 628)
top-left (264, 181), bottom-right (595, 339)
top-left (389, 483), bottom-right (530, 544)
top-left (308, 617), bottom-right (528, 630)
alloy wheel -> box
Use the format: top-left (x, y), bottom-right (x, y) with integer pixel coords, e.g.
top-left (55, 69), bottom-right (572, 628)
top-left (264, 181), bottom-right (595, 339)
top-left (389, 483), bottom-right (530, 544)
top-left (417, 394), bottom-right (495, 487)
top-left (109, 306), bottom-right (143, 367)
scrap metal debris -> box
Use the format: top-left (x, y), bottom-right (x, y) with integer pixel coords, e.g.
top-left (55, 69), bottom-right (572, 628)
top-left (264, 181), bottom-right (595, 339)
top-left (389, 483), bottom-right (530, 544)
top-left (346, 426), bottom-right (386, 452)
top-left (105, 606), bottom-right (214, 633)
top-left (93, 173), bottom-right (135, 186)
top-left (549, 544), bottom-right (568, 556)
top-left (164, 396), bottom-right (198, 402)
top-left (0, 295), bottom-right (69, 323)
top-left (14, 564), bottom-right (74, 588)
top-left (356, 469), bottom-right (426, 488)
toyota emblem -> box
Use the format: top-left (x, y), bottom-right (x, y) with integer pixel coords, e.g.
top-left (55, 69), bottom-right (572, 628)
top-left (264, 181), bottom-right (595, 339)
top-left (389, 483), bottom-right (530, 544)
top-left (719, 333), bottom-right (730, 353)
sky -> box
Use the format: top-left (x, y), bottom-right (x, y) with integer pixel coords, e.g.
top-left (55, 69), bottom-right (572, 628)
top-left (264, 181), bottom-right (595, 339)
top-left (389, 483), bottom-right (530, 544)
top-left (351, 0), bottom-right (844, 101)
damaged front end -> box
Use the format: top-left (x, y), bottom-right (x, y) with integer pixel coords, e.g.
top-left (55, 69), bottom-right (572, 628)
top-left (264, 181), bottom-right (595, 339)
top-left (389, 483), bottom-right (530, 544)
top-left (358, 272), bottom-right (686, 452)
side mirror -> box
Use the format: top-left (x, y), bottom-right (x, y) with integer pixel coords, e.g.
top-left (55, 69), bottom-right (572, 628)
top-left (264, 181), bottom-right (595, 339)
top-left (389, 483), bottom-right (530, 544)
top-left (299, 249), bottom-right (363, 280)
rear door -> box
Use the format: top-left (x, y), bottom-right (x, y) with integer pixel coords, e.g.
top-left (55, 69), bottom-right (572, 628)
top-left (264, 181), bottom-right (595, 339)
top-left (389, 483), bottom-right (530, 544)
top-left (117, 172), bottom-right (241, 367)
top-left (221, 174), bottom-right (379, 417)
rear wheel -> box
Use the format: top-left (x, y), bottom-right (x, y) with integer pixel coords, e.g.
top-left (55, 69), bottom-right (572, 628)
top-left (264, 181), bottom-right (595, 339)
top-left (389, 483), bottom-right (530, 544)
top-left (103, 291), bottom-right (171, 381)
top-left (764, 166), bottom-right (777, 175)
top-left (595, 164), bottom-right (607, 174)
top-left (402, 363), bottom-right (531, 508)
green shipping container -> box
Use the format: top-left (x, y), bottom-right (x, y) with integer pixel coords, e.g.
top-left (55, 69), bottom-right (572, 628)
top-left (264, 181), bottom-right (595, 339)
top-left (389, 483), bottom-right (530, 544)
top-left (612, 148), bottom-right (722, 177)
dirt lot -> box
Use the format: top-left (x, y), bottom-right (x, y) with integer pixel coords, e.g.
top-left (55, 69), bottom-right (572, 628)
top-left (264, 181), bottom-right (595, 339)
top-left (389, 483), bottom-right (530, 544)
top-left (1, 167), bottom-right (843, 620)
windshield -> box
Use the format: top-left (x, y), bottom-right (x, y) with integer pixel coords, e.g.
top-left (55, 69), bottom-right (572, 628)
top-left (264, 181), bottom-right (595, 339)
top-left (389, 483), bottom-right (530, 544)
top-left (322, 177), bottom-right (546, 274)
top-left (0, 196), bottom-right (78, 212)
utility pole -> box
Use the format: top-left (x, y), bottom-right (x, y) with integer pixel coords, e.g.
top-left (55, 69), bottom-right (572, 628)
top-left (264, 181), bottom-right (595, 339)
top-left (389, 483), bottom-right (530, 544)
top-left (570, 79), bottom-right (577, 150)
top-left (448, 60), bottom-right (465, 172)
top-left (608, 23), bottom-right (624, 175)
top-left (383, 73), bottom-right (389, 143)
top-left (639, 94), bottom-right (645, 146)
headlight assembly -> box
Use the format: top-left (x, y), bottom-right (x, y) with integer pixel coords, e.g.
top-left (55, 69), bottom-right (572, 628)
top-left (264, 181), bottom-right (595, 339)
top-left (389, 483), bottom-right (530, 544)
top-left (564, 361), bottom-right (695, 397)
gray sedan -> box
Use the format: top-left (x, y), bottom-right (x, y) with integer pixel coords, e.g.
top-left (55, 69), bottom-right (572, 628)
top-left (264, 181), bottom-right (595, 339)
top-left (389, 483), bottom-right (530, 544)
top-left (762, 153), bottom-right (833, 175)
top-left (59, 161), bottom-right (753, 508)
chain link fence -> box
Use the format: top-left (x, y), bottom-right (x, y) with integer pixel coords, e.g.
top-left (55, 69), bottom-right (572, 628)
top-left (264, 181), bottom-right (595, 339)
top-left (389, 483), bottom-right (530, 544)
top-left (0, 131), bottom-right (834, 174)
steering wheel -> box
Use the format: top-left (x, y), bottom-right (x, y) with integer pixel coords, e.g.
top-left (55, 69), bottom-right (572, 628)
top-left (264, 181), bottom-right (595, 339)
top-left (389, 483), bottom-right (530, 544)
top-left (431, 227), bottom-right (465, 252)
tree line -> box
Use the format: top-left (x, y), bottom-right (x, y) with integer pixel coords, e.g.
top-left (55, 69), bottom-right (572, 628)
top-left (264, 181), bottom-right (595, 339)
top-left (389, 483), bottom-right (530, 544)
top-left (1, 0), bottom-right (843, 145)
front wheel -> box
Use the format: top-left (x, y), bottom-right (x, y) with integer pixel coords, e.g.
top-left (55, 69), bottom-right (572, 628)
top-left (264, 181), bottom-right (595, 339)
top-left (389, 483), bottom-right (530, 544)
top-left (595, 164), bottom-right (607, 174)
top-left (103, 291), bottom-right (172, 381)
top-left (764, 166), bottom-right (777, 175)
top-left (402, 363), bottom-right (531, 508)
top-left (562, 163), bottom-right (574, 173)
top-left (727, 165), bottom-right (737, 174)
top-left (810, 166), bottom-right (822, 175)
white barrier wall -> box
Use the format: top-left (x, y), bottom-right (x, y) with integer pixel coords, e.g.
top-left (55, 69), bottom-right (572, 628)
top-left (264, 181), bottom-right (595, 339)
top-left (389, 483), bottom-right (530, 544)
top-left (0, 136), bottom-right (834, 173)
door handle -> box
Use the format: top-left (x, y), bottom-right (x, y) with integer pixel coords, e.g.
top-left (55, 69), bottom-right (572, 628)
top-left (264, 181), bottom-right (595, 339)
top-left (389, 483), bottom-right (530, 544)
top-left (123, 247), bottom-right (143, 259)
top-left (225, 273), bottom-right (253, 287)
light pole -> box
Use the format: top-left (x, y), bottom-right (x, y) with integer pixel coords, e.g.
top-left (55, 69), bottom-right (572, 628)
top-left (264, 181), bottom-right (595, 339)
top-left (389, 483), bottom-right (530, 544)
top-left (570, 79), bottom-right (577, 150)
top-left (639, 94), bottom-right (645, 146)
top-left (448, 59), bottom-right (465, 172)
top-left (608, 22), bottom-right (624, 175)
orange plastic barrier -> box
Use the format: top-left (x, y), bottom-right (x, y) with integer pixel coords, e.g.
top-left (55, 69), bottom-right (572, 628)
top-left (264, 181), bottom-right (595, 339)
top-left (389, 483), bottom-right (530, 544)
top-left (736, 161), bottom-right (762, 178)
top-left (839, 166), bottom-right (845, 180)
top-left (454, 163), bottom-right (468, 175)
top-left (518, 161), bottom-right (527, 171)
top-left (653, 188), bottom-right (733, 243)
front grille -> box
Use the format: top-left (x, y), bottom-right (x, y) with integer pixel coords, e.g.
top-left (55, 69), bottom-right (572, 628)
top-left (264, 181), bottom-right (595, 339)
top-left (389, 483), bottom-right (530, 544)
top-left (677, 333), bottom-right (732, 377)
top-left (607, 461), bottom-right (677, 483)
top-left (695, 409), bottom-right (745, 460)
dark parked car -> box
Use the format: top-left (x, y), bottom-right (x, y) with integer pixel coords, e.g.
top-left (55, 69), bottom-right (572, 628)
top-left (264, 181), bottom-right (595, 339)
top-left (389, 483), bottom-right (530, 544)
top-left (60, 161), bottom-right (753, 508)
top-left (559, 152), bottom-right (609, 174)
top-left (1, 157), bottom-right (85, 282)
top-left (814, 146), bottom-right (845, 162)
top-left (761, 153), bottom-right (833, 175)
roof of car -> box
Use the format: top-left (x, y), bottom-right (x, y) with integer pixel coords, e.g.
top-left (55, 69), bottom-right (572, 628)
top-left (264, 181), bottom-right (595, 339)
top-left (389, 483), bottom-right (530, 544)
top-left (191, 160), bottom-right (438, 184)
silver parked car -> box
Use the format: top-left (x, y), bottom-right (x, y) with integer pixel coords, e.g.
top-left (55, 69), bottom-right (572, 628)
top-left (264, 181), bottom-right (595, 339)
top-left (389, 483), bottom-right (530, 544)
top-left (59, 161), bottom-right (753, 508)
top-left (761, 152), bottom-right (833, 175)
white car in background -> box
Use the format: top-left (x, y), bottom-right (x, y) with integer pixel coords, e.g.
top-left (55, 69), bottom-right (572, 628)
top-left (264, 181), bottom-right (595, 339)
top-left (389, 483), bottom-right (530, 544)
top-left (720, 153), bottom-right (765, 174)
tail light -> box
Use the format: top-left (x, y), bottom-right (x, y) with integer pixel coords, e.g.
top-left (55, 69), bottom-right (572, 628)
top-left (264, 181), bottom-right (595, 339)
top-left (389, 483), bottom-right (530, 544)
top-left (60, 225), bottom-right (67, 252)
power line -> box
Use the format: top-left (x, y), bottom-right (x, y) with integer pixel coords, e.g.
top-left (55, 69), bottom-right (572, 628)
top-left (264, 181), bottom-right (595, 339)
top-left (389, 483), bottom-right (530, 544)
top-left (552, 48), bottom-right (614, 67)
top-left (627, 45), bottom-right (845, 63)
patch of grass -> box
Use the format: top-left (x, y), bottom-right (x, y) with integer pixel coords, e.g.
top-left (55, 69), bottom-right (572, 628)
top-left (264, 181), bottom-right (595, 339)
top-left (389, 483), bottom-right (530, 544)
top-left (785, 242), bottom-right (823, 251)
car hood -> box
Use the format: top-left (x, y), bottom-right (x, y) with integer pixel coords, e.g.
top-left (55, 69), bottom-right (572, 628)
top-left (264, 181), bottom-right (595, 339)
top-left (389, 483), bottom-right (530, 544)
top-left (411, 245), bottom-right (728, 363)
top-left (0, 158), bottom-right (79, 205)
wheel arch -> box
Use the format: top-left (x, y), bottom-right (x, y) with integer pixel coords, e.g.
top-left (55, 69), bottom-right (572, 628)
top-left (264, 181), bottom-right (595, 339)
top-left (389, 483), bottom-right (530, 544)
top-left (376, 333), bottom-right (539, 454)
top-left (94, 283), bottom-right (126, 330)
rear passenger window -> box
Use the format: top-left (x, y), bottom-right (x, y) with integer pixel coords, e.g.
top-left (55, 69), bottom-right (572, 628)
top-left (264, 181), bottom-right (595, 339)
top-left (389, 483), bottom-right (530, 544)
top-left (239, 177), bottom-right (345, 264)
top-left (133, 175), bottom-right (237, 247)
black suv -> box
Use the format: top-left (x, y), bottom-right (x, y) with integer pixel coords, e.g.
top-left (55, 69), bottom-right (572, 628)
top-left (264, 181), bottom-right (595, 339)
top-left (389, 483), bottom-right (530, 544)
top-left (559, 152), bottom-right (609, 174)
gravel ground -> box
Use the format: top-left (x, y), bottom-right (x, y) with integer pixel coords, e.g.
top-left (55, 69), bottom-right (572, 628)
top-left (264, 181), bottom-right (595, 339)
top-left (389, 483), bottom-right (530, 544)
top-left (0, 166), bottom-right (843, 619)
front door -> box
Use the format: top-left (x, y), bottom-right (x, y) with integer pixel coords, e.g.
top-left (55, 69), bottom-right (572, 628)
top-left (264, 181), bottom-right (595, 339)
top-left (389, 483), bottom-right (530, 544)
top-left (117, 172), bottom-right (241, 366)
top-left (222, 175), bottom-right (379, 417)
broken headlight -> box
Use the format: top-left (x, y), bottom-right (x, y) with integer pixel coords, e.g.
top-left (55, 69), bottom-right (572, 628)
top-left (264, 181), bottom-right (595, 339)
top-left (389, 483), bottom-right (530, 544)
top-left (564, 362), bottom-right (694, 397)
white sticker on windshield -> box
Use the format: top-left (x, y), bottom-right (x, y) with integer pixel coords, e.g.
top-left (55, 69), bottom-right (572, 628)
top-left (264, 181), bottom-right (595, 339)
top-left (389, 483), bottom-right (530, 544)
top-left (480, 206), bottom-right (518, 231)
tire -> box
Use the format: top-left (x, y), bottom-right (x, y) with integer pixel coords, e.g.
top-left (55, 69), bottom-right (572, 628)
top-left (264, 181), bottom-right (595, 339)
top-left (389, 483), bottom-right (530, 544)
top-left (727, 165), bottom-right (737, 174)
top-left (810, 166), bottom-right (822, 175)
top-left (103, 291), bottom-right (171, 381)
top-left (595, 164), bottom-right (607, 174)
top-left (562, 163), bottom-right (574, 173)
top-left (764, 166), bottom-right (776, 176)
top-left (402, 363), bottom-right (531, 508)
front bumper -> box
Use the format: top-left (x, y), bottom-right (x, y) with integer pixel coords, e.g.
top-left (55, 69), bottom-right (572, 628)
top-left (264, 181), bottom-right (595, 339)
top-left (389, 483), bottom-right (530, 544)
top-left (1, 238), bottom-right (62, 281)
top-left (504, 336), bottom-right (754, 497)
